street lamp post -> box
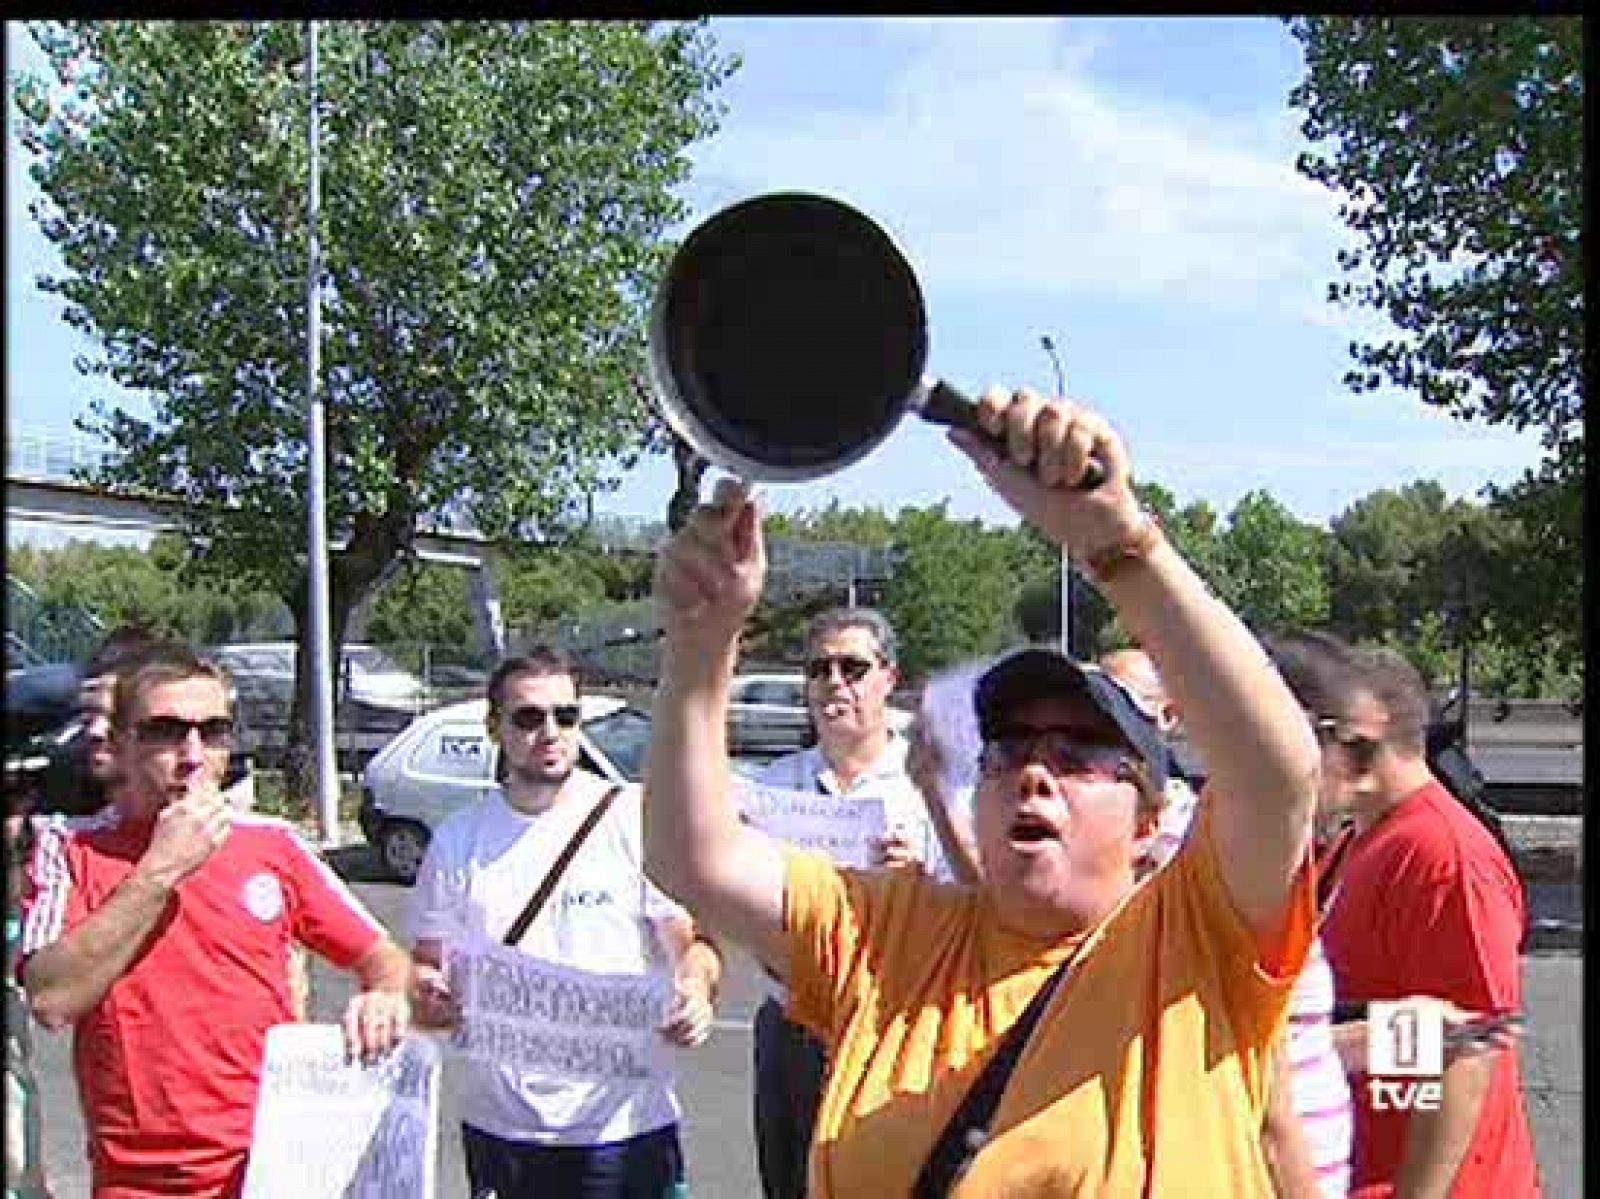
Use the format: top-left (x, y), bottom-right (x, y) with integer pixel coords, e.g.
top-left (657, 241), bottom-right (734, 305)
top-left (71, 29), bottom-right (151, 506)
top-left (1040, 334), bottom-right (1073, 658)
top-left (305, 21), bottom-right (340, 846)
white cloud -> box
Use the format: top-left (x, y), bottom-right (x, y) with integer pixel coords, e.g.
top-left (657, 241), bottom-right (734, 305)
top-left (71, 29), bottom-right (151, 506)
top-left (689, 18), bottom-right (1345, 311)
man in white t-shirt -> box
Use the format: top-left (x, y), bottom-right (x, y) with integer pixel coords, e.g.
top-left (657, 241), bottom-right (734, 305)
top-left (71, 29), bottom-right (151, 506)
top-left (747, 607), bottom-right (944, 1199)
top-left (407, 646), bottom-right (721, 1198)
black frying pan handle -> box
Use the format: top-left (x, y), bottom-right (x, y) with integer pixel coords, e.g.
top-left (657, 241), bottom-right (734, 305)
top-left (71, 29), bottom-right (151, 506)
top-left (919, 380), bottom-right (1107, 490)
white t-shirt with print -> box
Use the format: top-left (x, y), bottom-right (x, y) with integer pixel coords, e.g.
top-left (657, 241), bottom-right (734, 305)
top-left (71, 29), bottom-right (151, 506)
top-left (407, 772), bottom-right (686, 1146)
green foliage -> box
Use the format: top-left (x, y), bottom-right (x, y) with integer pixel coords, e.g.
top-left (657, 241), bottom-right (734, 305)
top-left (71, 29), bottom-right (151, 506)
top-left (363, 562), bottom-right (474, 662)
top-left (1287, 17), bottom-right (1582, 443)
top-left (1287, 17), bottom-right (1583, 664)
top-left (499, 544), bottom-right (615, 634)
top-left (9, 535), bottom-right (287, 646)
top-left (12, 19), bottom-right (734, 790)
top-left (879, 506), bottom-right (1022, 680)
top-left (1216, 492), bottom-right (1331, 632)
top-left (14, 21), bottom-right (734, 584)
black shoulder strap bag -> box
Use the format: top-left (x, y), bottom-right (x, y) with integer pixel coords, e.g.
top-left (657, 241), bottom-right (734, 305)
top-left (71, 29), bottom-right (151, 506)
top-left (501, 784), bottom-right (624, 947)
top-left (912, 952), bottom-right (1078, 1198)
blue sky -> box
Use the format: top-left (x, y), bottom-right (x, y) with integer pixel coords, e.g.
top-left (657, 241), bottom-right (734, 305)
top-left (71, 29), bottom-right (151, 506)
top-left (5, 17), bottom-right (1546, 530)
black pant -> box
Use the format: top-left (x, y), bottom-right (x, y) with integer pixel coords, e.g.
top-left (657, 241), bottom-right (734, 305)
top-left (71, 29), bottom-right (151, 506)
top-left (752, 997), bottom-right (828, 1199)
top-left (462, 1122), bottom-right (686, 1198)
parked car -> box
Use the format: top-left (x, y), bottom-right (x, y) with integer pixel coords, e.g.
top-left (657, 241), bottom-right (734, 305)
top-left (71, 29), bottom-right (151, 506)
top-left (207, 641), bottom-right (429, 769)
top-left (358, 695), bottom-right (649, 883)
top-left (210, 641), bottom-right (429, 713)
top-left (726, 670), bottom-right (914, 756)
top-left (727, 672), bottom-right (812, 755)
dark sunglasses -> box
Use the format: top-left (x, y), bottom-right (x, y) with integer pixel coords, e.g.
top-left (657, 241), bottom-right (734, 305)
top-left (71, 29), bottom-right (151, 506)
top-left (804, 654), bottom-right (880, 685)
top-left (507, 703), bottom-right (581, 732)
top-left (133, 716), bottom-right (235, 748)
top-left (1315, 719), bottom-right (1382, 771)
top-left (979, 729), bottom-right (1137, 782)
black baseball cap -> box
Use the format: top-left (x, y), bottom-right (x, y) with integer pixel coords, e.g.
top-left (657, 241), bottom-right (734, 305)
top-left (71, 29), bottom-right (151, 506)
top-left (973, 648), bottom-right (1169, 788)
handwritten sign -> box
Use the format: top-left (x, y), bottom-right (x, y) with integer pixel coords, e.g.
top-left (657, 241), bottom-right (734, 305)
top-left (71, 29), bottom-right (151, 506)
top-left (243, 1025), bottom-right (439, 1199)
top-left (737, 782), bottom-right (887, 868)
top-left (447, 938), bottom-right (676, 1084)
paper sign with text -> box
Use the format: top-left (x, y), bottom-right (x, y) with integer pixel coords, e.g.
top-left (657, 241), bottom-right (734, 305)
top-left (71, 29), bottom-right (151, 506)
top-left (243, 1025), bottom-right (440, 1199)
top-left (447, 937), bottom-right (677, 1084)
top-left (737, 783), bottom-right (888, 868)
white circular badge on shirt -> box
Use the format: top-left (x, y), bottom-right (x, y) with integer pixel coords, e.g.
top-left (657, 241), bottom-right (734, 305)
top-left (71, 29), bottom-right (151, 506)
top-left (242, 872), bottom-right (285, 923)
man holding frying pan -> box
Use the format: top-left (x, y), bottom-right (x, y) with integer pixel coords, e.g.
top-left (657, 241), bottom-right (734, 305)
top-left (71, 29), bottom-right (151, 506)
top-left (644, 385), bottom-right (1322, 1196)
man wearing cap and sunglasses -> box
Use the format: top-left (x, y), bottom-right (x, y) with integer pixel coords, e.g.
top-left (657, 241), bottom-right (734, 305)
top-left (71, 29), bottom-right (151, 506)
top-left (645, 385), bottom-right (1323, 1196)
top-left (747, 606), bottom-right (945, 1199)
top-left (17, 639), bottom-right (412, 1199)
top-left (406, 646), bottom-right (723, 1198)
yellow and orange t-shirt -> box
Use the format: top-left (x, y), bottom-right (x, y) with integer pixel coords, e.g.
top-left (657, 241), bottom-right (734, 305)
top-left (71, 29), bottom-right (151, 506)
top-left (784, 806), bottom-right (1316, 1198)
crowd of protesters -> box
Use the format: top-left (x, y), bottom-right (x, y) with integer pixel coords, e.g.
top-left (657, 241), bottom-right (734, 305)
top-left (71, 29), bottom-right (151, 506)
top-left (4, 385), bottom-right (1543, 1198)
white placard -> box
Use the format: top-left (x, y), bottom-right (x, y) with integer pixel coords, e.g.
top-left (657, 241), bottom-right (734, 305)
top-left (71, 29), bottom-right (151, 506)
top-left (243, 1024), bottom-right (439, 1199)
top-left (447, 938), bottom-right (676, 1084)
top-left (738, 782), bottom-right (888, 868)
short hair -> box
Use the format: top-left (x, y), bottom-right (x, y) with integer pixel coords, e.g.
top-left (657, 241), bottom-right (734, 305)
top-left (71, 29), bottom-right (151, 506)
top-left (803, 607), bottom-right (899, 666)
top-left (1352, 645), bottom-right (1430, 755)
top-left (111, 640), bottom-right (230, 733)
top-left (1260, 630), bottom-right (1363, 723)
top-left (85, 624), bottom-right (162, 681)
top-left (486, 645), bottom-right (582, 715)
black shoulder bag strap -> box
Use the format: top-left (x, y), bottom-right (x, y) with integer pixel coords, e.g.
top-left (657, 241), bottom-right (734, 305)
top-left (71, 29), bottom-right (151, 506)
top-left (912, 953), bottom-right (1078, 1198)
top-left (502, 784), bottom-right (625, 947)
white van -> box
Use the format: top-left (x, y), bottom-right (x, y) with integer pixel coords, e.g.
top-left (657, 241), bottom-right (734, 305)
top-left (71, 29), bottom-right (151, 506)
top-left (357, 695), bottom-right (649, 882)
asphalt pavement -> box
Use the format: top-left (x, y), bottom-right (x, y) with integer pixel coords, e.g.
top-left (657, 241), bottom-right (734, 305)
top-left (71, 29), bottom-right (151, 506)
top-left (28, 843), bottom-right (1584, 1198)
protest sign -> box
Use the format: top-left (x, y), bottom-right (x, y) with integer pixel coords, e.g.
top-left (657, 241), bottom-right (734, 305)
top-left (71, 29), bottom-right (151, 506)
top-left (242, 1025), bottom-right (440, 1199)
top-left (448, 937), bottom-right (677, 1084)
top-left (737, 781), bottom-right (887, 867)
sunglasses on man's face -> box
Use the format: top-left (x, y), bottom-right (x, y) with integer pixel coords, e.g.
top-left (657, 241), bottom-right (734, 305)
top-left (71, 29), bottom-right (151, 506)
top-left (133, 716), bottom-right (235, 749)
top-left (804, 654), bottom-right (880, 685)
top-left (506, 703), bottom-right (581, 732)
top-left (1315, 719), bottom-right (1383, 771)
top-left (979, 729), bottom-right (1137, 783)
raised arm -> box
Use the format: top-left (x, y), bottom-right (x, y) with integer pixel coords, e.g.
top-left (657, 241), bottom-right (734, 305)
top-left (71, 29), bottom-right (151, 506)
top-left (954, 388), bottom-right (1320, 937)
top-left (643, 482), bottom-right (791, 976)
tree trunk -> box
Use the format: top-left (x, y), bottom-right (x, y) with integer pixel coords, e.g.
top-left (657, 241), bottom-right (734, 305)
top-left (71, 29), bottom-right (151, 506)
top-left (283, 512), bottom-right (413, 807)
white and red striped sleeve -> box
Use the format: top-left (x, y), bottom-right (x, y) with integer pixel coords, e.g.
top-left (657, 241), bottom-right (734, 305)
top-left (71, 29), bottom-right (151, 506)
top-left (18, 816), bottom-right (88, 968)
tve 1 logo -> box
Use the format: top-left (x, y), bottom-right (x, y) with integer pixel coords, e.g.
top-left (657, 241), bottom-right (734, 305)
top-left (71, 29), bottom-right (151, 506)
top-left (1366, 999), bottom-right (1444, 1112)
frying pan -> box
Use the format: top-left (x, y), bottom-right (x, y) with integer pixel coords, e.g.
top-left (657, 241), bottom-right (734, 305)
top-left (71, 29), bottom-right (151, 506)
top-left (647, 191), bottom-right (1104, 487)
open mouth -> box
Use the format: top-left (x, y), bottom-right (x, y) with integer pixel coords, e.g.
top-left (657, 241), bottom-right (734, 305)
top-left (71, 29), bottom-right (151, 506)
top-left (1007, 812), bottom-right (1058, 845)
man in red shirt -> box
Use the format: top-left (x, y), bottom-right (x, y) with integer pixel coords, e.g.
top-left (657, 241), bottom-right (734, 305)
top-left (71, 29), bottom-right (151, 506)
top-left (1313, 643), bottom-right (1539, 1198)
top-left (20, 641), bottom-right (413, 1199)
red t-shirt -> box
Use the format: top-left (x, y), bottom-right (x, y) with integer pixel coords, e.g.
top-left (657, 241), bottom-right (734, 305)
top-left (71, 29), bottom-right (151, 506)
top-left (1320, 778), bottom-right (1539, 1198)
top-left (21, 809), bottom-right (386, 1199)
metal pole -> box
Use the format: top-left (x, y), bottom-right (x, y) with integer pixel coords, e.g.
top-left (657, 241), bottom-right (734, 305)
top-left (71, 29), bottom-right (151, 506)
top-left (1040, 335), bottom-right (1073, 658)
top-left (305, 21), bottom-right (341, 846)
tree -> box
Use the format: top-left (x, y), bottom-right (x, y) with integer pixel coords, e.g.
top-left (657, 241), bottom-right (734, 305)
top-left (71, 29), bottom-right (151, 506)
top-left (1326, 481), bottom-right (1456, 646)
top-left (879, 506), bottom-right (1021, 680)
top-left (14, 20), bottom-right (735, 795)
top-left (9, 535), bottom-right (288, 647)
top-left (1287, 17), bottom-right (1583, 670)
top-left (1288, 17), bottom-right (1582, 442)
top-left (1215, 492), bottom-right (1330, 633)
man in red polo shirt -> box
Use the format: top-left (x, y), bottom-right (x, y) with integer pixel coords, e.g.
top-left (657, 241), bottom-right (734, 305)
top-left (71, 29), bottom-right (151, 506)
top-left (20, 641), bottom-right (413, 1199)
top-left (1315, 644), bottom-right (1538, 1198)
